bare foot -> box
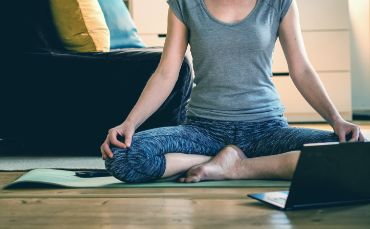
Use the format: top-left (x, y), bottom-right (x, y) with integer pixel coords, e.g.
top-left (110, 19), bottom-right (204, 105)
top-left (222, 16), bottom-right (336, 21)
top-left (179, 145), bottom-right (247, 183)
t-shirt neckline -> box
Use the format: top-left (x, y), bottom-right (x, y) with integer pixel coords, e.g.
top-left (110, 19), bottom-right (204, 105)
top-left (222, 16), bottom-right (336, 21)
top-left (200, 0), bottom-right (260, 26)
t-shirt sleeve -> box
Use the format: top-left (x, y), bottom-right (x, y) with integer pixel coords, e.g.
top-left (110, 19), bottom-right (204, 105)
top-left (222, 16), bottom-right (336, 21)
top-left (167, 0), bottom-right (187, 26)
top-left (279, 0), bottom-right (293, 21)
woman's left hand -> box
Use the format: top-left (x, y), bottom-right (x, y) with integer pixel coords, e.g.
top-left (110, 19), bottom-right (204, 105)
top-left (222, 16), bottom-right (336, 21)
top-left (332, 119), bottom-right (366, 142)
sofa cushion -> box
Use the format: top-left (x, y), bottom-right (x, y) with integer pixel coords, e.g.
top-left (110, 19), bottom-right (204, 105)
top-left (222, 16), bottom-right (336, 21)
top-left (98, 0), bottom-right (145, 49)
top-left (49, 0), bottom-right (110, 52)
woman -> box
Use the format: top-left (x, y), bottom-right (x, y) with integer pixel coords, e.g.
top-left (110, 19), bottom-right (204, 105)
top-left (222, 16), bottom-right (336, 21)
top-left (101, 0), bottom-right (366, 183)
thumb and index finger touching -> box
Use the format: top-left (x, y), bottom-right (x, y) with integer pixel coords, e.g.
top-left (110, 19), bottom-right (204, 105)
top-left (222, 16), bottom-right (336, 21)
top-left (338, 132), bottom-right (346, 143)
top-left (109, 128), bottom-right (134, 149)
top-left (337, 126), bottom-right (365, 143)
top-left (348, 127), bottom-right (360, 142)
top-left (102, 128), bottom-right (134, 160)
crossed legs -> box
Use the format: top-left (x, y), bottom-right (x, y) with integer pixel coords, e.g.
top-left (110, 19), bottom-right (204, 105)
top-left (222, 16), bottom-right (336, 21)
top-left (164, 146), bottom-right (300, 183)
top-left (106, 119), bottom-right (338, 183)
top-left (165, 124), bottom-right (338, 183)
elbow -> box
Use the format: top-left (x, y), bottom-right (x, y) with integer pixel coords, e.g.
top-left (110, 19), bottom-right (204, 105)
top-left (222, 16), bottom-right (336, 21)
top-left (153, 66), bottom-right (180, 83)
top-left (289, 63), bottom-right (315, 81)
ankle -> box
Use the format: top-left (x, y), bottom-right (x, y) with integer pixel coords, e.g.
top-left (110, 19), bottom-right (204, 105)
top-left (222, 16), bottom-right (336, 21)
top-left (230, 159), bottom-right (254, 179)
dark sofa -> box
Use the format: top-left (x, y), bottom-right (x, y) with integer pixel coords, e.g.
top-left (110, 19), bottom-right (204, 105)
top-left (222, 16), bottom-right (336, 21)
top-left (0, 1), bottom-right (193, 156)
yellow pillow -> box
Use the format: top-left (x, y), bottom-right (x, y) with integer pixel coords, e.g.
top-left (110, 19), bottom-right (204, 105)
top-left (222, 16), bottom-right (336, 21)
top-left (50, 0), bottom-right (110, 52)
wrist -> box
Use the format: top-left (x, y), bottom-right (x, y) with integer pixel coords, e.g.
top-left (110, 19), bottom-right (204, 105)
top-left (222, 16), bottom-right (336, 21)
top-left (125, 116), bottom-right (140, 130)
top-left (329, 114), bottom-right (344, 128)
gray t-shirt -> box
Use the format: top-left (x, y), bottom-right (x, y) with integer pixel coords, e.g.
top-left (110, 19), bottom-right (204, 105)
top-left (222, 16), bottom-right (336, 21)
top-left (167, 0), bottom-right (293, 121)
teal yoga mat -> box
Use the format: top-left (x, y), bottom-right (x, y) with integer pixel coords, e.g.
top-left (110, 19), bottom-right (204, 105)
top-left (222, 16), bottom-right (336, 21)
top-left (4, 169), bottom-right (291, 189)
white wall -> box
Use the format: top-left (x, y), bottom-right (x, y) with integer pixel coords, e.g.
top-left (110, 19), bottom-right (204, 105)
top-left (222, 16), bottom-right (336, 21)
top-left (349, 0), bottom-right (370, 111)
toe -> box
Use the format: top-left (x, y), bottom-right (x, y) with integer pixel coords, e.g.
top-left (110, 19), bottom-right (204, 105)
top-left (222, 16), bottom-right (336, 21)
top-left (185, 175), bottom-right (201, 183)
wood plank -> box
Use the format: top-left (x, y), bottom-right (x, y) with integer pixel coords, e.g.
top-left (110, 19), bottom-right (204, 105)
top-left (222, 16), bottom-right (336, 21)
top-left (0, 198), bottom-right (369, 229)
top-left (0, 172), bottom-right (21, 186)
top-left (0, 188), bottom-right (286, 199)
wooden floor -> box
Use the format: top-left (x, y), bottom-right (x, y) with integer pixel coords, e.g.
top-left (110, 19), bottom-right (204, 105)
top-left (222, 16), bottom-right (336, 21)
top-left (1, 173), bottom-right (370, 229)
top-left (1, 123), bottom-right (370, 229)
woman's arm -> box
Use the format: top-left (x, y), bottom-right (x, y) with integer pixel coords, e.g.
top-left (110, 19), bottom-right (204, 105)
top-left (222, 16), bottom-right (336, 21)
top-left (125, 9), bottom-right (189, 130)
top-left (278, 0), bottom-right (365, 142)
top-left (101, 9), bottom-right (189, 159)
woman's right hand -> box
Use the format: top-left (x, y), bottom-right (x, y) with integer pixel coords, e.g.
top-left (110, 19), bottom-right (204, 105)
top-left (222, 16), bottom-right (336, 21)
top-left (100, 120), bottom-right (136, 160)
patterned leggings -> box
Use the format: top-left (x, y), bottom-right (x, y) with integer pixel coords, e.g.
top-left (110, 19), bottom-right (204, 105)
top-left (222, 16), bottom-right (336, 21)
top-left (105, 116), bottom-right (338, 183)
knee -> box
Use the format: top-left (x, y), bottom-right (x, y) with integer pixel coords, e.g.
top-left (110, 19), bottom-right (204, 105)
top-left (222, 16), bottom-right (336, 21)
top-left (105, 146), bottom-right (165, 183)
top-left (104, 147), bottom-right (143, 183)
top-left (224, 145), bottom-right (248, 158)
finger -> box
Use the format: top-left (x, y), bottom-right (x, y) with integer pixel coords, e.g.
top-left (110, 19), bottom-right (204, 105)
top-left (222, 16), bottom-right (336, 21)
top-left (109, 132), bottom-right (127, 148)
top-left (124, 133), bottom-right (133, 148)
top-left (338, 131), bottom-right (346, 143)
top-left (100, 143), bottom-right (108, 160)
top-left (359, 132), bottom-right (366, 142)
top-left (103, 143), bottom-right (114, 159)
top-left (100, 142), bottom-right (107, 160)
top-left (349, 127), bottom-right (360, 142)
top-left (100, 148), bottom-right (106, 160)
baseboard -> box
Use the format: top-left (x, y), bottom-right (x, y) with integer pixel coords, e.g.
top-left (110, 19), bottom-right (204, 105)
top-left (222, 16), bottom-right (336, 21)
top-left (353, 110), bottom-right (370, 120)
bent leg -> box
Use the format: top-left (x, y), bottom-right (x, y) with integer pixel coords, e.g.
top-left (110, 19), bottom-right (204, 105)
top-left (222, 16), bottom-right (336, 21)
top-left (183, 123), bottom-right (339, 182)
top-left (233, 150), bottom-right (301, 180)
top-left (181, 145), bottom-right (300, 182)
top-left (163, 153), bottom-right (212, 178)
top-left (243, 123), bottom-right (339, 157)
top-left (105, 124), bottom-right (223, 183)
top-left (236, 126), bottom-right (338, 179)
top-left (234, 124), bottom-right (339, 180)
